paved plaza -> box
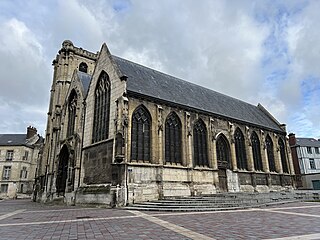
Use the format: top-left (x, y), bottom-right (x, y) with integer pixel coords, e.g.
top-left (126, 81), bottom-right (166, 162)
top-left (0, 199), bottom-right (320, 239)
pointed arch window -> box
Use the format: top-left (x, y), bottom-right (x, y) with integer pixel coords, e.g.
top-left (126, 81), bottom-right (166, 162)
top-left (131, 105), bottom-right (151, 161)
top-left (193, 119), bottom-right (208, 167)
top-left (278, 138), bottom-right (289, 173)
top-left (234, 128), bottom-right (248, 170)
top-left (216, 134), bottom-right (231, 169)
top-left (67, 90), bottom-right (77, 137)
top-left (266, 135), bottom-right (276, 172)
top-left (92, 71), bottom-right (110, 143)
top-left (165, 112), bottom-right (182, 164)
top-left (251, 132), bottom-right (263, 171)
top-left (79, 62), bottom-right (88, 73)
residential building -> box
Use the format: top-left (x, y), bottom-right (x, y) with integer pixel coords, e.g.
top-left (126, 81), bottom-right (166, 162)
top-left (289, 133), bottom-right (320, 190)
top-left (0, 126), bottom-right (43, 198)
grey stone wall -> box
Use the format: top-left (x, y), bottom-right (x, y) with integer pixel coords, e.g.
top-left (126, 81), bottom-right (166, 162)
top-left (83, 140), bottom-right (114, 184)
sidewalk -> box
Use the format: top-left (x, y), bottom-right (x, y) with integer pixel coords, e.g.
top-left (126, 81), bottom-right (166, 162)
top-left (0, 200), bottom-right (320, 239)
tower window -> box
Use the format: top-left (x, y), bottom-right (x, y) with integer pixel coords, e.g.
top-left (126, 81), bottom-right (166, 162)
top-left (67, 90), bottom-right (77, 137)
top-left (79, 62), bottom-right (88, 73)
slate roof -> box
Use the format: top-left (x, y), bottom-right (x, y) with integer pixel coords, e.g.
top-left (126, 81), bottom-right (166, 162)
top-left (77, 71), bottom-right (91, 97)
top-left (296, 138), bottom-right (320, 147)
top-left (0, 134), bottom-right (27, 146)
top-left (112, 55), bottom-right (284, 132)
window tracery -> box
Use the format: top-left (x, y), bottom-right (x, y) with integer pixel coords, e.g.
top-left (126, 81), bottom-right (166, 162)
top-left (165, 112), bottom-right (182, 164)
top-left (92, 71), bottom-right (110, 143)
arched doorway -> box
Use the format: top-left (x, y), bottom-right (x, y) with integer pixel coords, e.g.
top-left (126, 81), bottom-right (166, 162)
top-left (216, 134), bottom-right (231, 192)
top-left (56, 145), bottom-right (69, 195)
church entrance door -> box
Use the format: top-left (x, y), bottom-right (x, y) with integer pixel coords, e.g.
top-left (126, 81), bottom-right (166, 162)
top-left (218, 168), bottom-right (228, 192)
top-left (56, 145), bottom-right (69, 195)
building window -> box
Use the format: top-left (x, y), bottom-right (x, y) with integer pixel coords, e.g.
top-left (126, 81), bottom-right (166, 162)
top-left (193, 119), bottom-right (208, 167)
top-left (0, 184), bottom-right (8, 193)
top-left (165, 112), bottom-right (182, 164)
top-left (67, 90), bottom-right (77, 137)
top-left (6, 150), bottom-right (13, 161)
top-left (310, 158), bottom-right (316, 169)
top-left (131, 105), bottom-right (151, 161)
top-left (216, 134), bottom-right (231, 169)
top-left (234, 128), bottom-right (248, 170)
top-left (251, 132), bottom-right (263, 171)
top-left (20, 167), bottom-right (28, 179)
top-left (2, 166), bottom-right (11, 180)
top-left (315, 147), bottom-right (319, 154)
top-left (278, 138), bottom-right (289, 173)
top-left (23, 151), bottom-right (29, 160)
top-left (92, 71), bottom-right (111, 143)
top-left (307, 147), bottom-right (312, 154)
top-left (79, 62), bottom-right (88, 73)
top-left (266, 135), bottom-right (276, 172)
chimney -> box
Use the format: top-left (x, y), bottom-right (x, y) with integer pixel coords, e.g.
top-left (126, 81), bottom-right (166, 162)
top-left (288, 133), bottom-right (296, 146)
top-left (27, 126), bottom-right (37, 139)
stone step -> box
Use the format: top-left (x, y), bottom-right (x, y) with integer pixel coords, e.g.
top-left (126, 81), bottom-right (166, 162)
top-left (131, 203), bottom-right (242, 208)
top-left (125, 200), bottom-right (298, 212)
top-left (124, 191), bottom-right (302, 212)
top-left (145, 200), bottom-right (259, 205)
top-left (125, 206), bottom-right (247, 212)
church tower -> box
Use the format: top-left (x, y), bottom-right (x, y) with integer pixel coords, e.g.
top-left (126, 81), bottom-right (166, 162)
top-left (39, 40), bottom-right (97, 199)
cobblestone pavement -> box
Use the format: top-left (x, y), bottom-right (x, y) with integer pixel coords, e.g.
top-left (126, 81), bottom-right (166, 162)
top-left (0, 200), bottom-right (320, 240)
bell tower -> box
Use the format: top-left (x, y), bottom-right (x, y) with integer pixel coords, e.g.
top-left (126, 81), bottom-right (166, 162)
top-left (41, 40), bottom-right (98, 198)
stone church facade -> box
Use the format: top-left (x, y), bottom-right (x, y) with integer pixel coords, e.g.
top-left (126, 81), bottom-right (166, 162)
top-left (34, 40), bottom-right (295, 206)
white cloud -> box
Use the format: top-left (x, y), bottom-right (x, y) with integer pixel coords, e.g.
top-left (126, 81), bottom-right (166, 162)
top-left (1, 0), bottom-right (320, 139)
top-left (0, 18), bottom-right (50, 134)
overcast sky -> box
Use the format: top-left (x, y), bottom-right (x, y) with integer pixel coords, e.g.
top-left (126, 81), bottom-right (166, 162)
top-left (0, 0), bottom-right (319, 139)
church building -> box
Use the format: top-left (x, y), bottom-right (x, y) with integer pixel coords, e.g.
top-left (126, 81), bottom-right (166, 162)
top-left (34, 40), bottom-right (295, 206)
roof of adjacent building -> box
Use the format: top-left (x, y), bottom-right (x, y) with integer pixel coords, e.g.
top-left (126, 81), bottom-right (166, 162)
top-left (112, 55), bottom-right (284, 132)
top-left (296, 138), bottom-right (320, 147)
top-left (77, 71), bottom-right (91, 96)
top-left (0, 134), bottom-right (27, 146)
top-left (0, 134), bottom-right (43, 147)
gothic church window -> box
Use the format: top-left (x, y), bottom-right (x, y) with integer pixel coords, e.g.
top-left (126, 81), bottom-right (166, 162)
top-left (92, 71), bottom-right (110, 143)
top-left (251, 132), bottom-right (263, 171)
top-left (278, 138), bottom-right (289, 173)
top-left (165, 112), bottom-right (182, 164)
top-left (67, 90), bottom-right (77, 137)
top-left (234, 128), bottom-right (248, 170)
top-left (131, 105), bottom-right (151, 161)
top-left (79, 62), bottom-right (88, 73)
top-left (193, 119), bottom-right (208, 167)
top-left (216, 134), bottom-right (231, 169)
top-left (266, 135), bottom-right (276, 172)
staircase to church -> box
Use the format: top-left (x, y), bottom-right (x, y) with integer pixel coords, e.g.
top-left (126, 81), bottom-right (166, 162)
top-left (125, 191), bottom-right (316, 212)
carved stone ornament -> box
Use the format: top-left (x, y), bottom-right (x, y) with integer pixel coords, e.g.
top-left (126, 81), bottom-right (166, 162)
top-left (122, 96), bottom-right (129, 127)
top-left (157, 105), bottom-right (163, 132)
top-left (186, 112), bottom-right (192, 136)
top-left (210, 118), bottom-right (216, 141)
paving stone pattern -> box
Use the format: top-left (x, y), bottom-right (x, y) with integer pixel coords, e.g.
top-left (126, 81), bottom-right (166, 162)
top-left (0, 199), bottom-right (320, 239)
